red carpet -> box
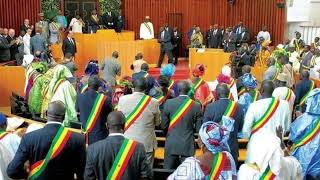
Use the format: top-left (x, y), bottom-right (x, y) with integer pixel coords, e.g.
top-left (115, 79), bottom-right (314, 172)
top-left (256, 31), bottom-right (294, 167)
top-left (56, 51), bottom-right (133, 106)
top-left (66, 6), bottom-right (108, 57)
top-left (148, 61), bottom-right (190, 81)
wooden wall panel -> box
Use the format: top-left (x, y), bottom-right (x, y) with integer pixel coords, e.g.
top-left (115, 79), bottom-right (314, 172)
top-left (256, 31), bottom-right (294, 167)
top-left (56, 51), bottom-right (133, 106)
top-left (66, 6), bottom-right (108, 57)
top-left (123, 0), bottom-right (285, 49)
top-left (0, 0), bottom-right (41, 34)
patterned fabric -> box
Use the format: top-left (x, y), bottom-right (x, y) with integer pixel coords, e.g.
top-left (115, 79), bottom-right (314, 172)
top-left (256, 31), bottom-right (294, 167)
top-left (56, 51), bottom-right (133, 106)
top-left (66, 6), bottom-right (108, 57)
top-left (192, 64), bottom-right (205, 77)
top-left (160, 64), bottom-right (176, 77)
top-left (242, 73), bottom-right (257, 89)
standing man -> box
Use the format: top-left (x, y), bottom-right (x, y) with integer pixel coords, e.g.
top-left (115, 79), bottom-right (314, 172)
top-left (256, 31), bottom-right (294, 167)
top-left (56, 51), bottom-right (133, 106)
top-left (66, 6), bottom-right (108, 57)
top-left (102, 10), bottom-right (115, 29)
top-left (139, 16), bottom-right (154, 40)
top-left (76, 76), bottom-right (113, 145)
top-left (257, 26), bottom-right (271, 42)
top-left (7, 101), bottom-right (86, 180)
top-left (101, 51), bottom-right (121, 87)
top-left (20, 19), bottom-right (33, 34)
top-left (88, 10), bottom-right (101, 33)
top-left (161, 81), bottom-right (202, 169)
top-left (300, 45), bottom-right (313, 72)
top-left (203, 84), bottom-right (244, 165)
top-left (290, 32), bottom-right (305, 53)
top-left (62, 31), bottom-right (77, 56)
top-left (35, 13), bottom-right (49, 43)
top-left (6, 29), bottom-right (20, 60)
top-left (23, 28), bottom-right (32, 55)
top-left (0, 28), bottom-right (16, 61)
top-left (84, 111), bottom-right (152, 180)
top-left (115, 10), bottom-right (125, 33)
top-left (234, 21), bottom-right (245, 35)
top-left (118, 78), bottom-right (161, 169)
top-left (172, 27), bottom-right (181, 65)
top-left (207, 24), bottom-right (221, 48)
top-left (294, 71), bottom-right (315, 113)
top-left (30, 26), bottom-right (48, 56)
top-left (223, 27), bottom-right (237, 52)
top-left (132, 63), bottom-right (156, 95)
top-left (238, 27), bottom-right (250, 47)
top-left (157, 25), bottom-right (174, 68)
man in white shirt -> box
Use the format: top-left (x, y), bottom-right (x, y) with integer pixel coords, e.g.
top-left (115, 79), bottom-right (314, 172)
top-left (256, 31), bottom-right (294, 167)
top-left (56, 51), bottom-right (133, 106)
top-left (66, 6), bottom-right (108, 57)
top-left (242, 80), bottom-right (291, 138)
top-left (139, 16), bottom-right (154, 40)
top-left (23, 28), bottom-right (32, 55)
top-left (257, 26), bottom-right (271, 42)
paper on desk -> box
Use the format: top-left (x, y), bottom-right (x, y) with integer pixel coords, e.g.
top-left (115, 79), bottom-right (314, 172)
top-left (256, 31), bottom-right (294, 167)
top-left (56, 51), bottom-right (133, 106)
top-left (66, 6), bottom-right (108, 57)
top-left (6, 117), bottom-right (25, 131)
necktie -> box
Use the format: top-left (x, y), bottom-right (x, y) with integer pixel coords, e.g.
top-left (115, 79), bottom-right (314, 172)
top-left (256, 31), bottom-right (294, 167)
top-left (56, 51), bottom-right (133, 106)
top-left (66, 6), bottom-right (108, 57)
top-left (161, 31), bottom-right (165, 39)
top-left (69, 38), bottom-right (74, 44)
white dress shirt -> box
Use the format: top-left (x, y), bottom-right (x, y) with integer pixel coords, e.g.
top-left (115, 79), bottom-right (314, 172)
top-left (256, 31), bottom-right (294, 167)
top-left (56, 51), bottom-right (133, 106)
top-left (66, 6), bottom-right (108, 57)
top-left (23, 34), bottom-right (31, 55)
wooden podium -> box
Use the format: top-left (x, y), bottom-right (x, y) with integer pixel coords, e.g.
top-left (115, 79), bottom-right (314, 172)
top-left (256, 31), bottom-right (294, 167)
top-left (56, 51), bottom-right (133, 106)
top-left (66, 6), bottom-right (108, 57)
top-left (189, 48), bottom-right (231, 81)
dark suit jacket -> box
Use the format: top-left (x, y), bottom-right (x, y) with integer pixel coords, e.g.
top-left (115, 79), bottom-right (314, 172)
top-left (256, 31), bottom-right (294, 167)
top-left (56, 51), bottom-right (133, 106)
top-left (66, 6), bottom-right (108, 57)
top-left (294, 79), bottom-right (315, 112)
top-left (161, 96), bottom-right (202, 156)
top-left (84, 135), bottom-right (151, 180)
top-left (62, 38), bottom-right (77, 56)
top-left (172, 30), bottom-right (182, 46)
top-left (207, 28), bottom-right (222, 48)
top-left (159, 29), bottom-right (174, 51)
top-left (115, 15), bottom-right (125, 32)
top-left (76, 89), bottom-right (112, 144)
top-left (132, 71), bottom-right (156, 95)
top-left (102, 12), bottom-right (115, 29)
top-left (7, 123), bottom-right (86, 180)
top-left (223, 32), bottom-right (237, 52)
top-left (238, 31), bottom-right (250, 44)
top-left (203, 98), bottom-right (244, 165)
top-left (0, 35), bottom-right (11, 61)
top-left (6, 36), bottom-right (19, 60)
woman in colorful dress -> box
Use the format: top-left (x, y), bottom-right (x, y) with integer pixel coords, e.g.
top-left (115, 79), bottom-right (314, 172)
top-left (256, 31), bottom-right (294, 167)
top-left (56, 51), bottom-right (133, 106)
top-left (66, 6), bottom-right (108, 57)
top-left (189, 64), bottom-right (213, 109)
top-left (238, 131), bottom-right (302, 180)
top-left (237, 73), bottom-right (259, 114)
top-left (168, 118), bottom-right (237, 180)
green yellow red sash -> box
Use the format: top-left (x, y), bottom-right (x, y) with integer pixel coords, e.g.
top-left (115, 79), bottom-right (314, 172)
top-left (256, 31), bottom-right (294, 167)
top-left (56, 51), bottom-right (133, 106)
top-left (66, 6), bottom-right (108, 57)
top-left (299, 81), bottom-right (315, 106)
top-left (156, 95), bottom-right (166, 105)
top-left (53, 79), bottom-right (64, 94)
top-left (0, 131), bottom-right (9, 140)
top-left (251, 90), bottom-right (260, 103)
top-left (259, 166), bottom-right (275, 180)
top-left (80, 83), bottom-right (89, 93)
top-left (51, 22), bottom-right (60, 30)
top-left (188, 78), bottom-right (204, 96)
top-left (285, 89), bottom-right (292, 101)
top-left (228, 93), bottom-right (234, 100)
top-left (29, 126), bottom-right (72, 179)
top-left (228, 79), bottom-right (235, 88)
top-left (84, 94), bottom-right (107, 133)
top-left (125, 95), bottom-right (152, 131)
top-left (251, 98), bottom-right (280, 134)
top-left (208, 152), bottom-right (227, 180)
top-left (293, 117), bottom-right (320, 150)
top-left (223, 101), bottom-right (237, 118)
top-left (238, 87), bottom-right (246, 97)
top-left (168, 80), bottom-right (175, 91)
top-left (144, 73), bottom-right (149, 78)
top-left (106, 138), bottom-right (137, 180)
top-left (168, 98), bottom-right (194, 131)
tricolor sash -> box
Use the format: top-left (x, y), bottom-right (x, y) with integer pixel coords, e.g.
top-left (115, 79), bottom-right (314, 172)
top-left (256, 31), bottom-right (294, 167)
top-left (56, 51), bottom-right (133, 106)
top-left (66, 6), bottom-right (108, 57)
top-left (168, 98), bottom-right (194, 131)
top-left (285, 89), bottom-right (292, 102)
top-left (168, 80), bottom-right (175, 91)
top-left (299, 81), bottom-right (315, 106)
top-left (228, 93), bottom-right (234, 101)
top-left (53, 79), bottom-right (64, 94)
top-left (83, 94), bottom-right (107, 133)
top-left (80, 83), bottom-right (89, 94)
top-left (156, 95), bottom-right (166, 105)
top-left (144, 73), bottom-right (149, 78)
top-left (208, 152), bottom-right (227, 180)
top-left (223, 101), bottom-right (237, 118)
top-left (28, 126), bottom-right (72, 179)
top-left (238, 87), bottom-right (246, 97)
top-left (251, 98), bottom-right (280, 135)
top-left (106, 138), bottom-right (137, 180)
top-left (292, 117), bottom-right (320, 150)
top-left (188, 78), bottom-right (204, 96)
top-left (228, 79), bottom-right (235, 89)
top-left (259, 166), bottom-right (275, 180)
top-left (51, 22), bottom-right (60, 30)
top-left (251, 90), bottom-right (260, 103)
top-left (125, 95), bottom-right (152, 131)
top-left (0, 131), bottom-right (8, 140)
top-left (143, 22), bottom-right (152, 35)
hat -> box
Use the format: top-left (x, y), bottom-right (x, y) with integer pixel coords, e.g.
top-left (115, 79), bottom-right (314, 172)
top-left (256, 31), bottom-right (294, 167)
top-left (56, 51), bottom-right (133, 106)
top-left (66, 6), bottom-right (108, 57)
top-left (145, 16), bottom-right (150, 19)
top-left (276, 73), bottom-right (287, 82)
top-left (221, 65), bottom-right (231, 77)
top-left (276, 44), bottom-right (284, 49)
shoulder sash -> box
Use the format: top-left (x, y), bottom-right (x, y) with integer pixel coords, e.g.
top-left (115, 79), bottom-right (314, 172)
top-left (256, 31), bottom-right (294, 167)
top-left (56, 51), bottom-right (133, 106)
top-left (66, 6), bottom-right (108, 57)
top-left (299, 81), bottom-right (315, 106)
top-left (53, 79), bottom-right (64, 94)
top-left (223, 100), bottom-right (237, 118)
top-left (168, 98), bottom-right (194, 131)
top-left (285, 88), bottom-right (292, 101)
top-left (0, 131), bottom-right (9, 140)
top-left (208, 152), bottom-right (227, 180)
top-left (84, 94), bottom-right (107, 133)
top-left (80, 83), bottom-right (89, 94)
top-left (292, 117), bottom-right (320, 150)
top-left (259, 166), bottom-right (276, 180)
top-left (143, 22), bottom-right (152, 34)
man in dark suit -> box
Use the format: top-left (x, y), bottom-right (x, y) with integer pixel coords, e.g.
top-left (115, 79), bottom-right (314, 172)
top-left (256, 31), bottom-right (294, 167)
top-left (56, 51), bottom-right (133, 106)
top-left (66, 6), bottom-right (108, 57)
top-left (62, 31), bottom-right (77, 56)
top-left (102, 11), bottom-right (115, 29)
top-left (203, 84), bottom-right (244, 165)
top-left (0, 28), bottom-right (16, 62)
top-left (294, 70), bottom-right (315, 113)
top-left (237, 27), bottom-right (250, 47)
top-left (7, 101), bottom-right (86, 180)
top-left (161, 81), bottom-right (202, 169)
top-left (172, 27), bottom-right (181, 65)
top-left (84, 111), bottom-right (152, 180)
top-left (187, 24), bottom-right (197, 42)
top-left (6, 29), bottom-right (21, 60)
top-left (115, 10), bottom-right (125, 33)
top-left (76, 76), bottom-right (112, 145)
top-left (132, 63), bottom-right (156, 95)
top-left (207, 24), bottom-right (222, 48)
top-left (88, 10), bottom-right (101, 33)
top-left (234, 21), bottom-right (245, 35)
top-left (157, 24), bottom-right (174, 67)
top-left (223, 27), bottom-right (237, 52)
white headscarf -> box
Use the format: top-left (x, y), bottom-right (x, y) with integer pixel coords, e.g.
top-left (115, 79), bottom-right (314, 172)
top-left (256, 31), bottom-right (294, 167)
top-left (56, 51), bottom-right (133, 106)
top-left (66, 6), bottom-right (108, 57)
top-left (221, 65), bottom-right (231, 77)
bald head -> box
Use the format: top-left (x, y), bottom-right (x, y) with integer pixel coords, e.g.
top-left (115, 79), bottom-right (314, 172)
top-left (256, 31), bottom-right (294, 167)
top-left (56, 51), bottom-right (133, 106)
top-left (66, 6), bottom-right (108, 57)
top-left (177, 80), bottom-right (191, 95)
top-left (47, 101), bottom-right (66, 122)
top-left (107, 111), bottom-right (125, 133)
top-left (260, 80), bottom-right (275, 98)
top-left (112, 51), bottom-right (119, 59)
top-left (301, 70), bottom-right (310, 80)
top-left (141, 63), bottom-right (149, 71)
top-left (216, 84), bottom-right (230, 99)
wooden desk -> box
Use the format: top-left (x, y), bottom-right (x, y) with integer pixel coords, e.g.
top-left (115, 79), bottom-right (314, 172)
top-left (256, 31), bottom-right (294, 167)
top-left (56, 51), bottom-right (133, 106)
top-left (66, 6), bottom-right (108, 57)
top-left (136, 39), bottom-right (165, 66)
top-left (189, 48), bottom-right (231, 81)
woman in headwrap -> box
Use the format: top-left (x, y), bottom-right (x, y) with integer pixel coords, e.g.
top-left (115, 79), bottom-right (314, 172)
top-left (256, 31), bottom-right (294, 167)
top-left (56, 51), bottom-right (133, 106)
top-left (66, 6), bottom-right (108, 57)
top-left (237, 73), bottom-right (259, 114)
top-left (41, 64), bottom-right (77, 126)
top-left (289, 89), bottom-right (320, 179)
top-left (209, 65), bottom-right (239, 101)
top-left (238, 131), bottom-right (302, 180)
top-left (78, 60), bottom-right (100, 94)
top-left (149, 75), bottom-right (175, 110)
top-left (189, 64), bottom-right (213, 109)
top-left (112, 76), bottom-right (133, 107)
top-left (160, 64), bottom-right (179, 96)
top-left (168, 118), bottom-right (237, 180)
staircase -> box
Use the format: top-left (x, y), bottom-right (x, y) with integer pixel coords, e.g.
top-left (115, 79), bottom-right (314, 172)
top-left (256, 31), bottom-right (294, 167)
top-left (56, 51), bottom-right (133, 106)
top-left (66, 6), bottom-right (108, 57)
top-left (148, 60), bottom-right (190, 81)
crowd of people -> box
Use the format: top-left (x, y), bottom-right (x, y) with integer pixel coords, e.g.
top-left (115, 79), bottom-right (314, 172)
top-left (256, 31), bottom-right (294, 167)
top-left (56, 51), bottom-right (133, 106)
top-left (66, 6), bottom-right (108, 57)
top-left (0, 9), bottom-right (320, 180)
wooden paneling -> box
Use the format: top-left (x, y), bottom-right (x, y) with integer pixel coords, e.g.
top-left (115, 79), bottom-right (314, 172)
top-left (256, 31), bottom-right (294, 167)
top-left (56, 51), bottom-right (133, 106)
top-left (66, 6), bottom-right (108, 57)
top-left (0, 0), bottom-right (41, 33)
top-left (123, 0), bottom-right (285, 50)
